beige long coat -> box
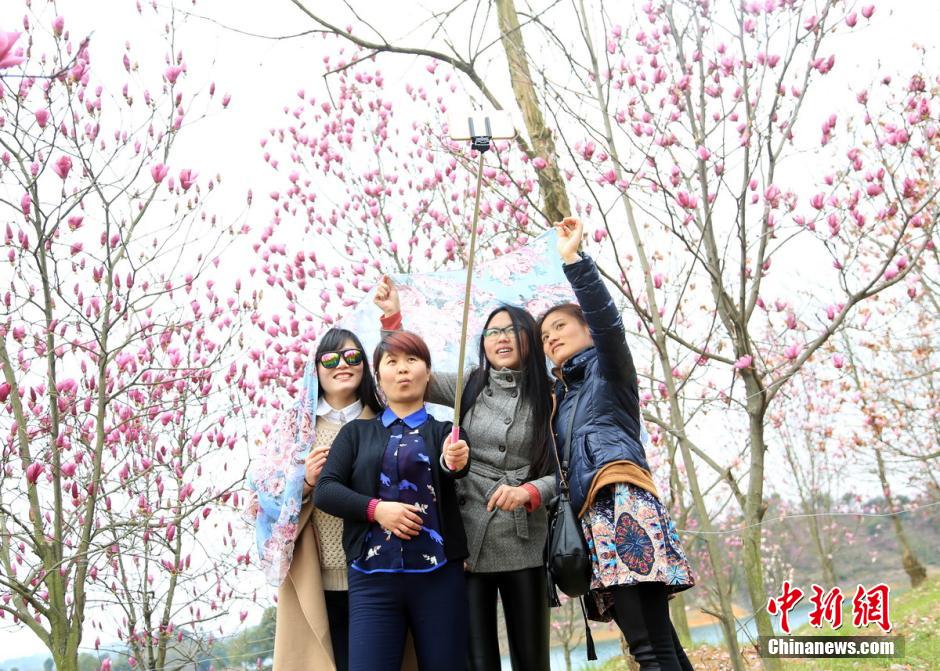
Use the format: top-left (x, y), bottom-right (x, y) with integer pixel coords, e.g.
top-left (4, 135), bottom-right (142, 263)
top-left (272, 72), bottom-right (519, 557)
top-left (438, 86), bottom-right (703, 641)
top-left (272, 413), bottom-right (418, 671)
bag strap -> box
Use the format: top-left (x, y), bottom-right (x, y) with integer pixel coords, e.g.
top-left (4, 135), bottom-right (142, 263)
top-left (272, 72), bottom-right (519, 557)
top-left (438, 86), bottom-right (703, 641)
top-left (551, 385), bottom-right (583, 491)
top-left (563, 386), bottom-right (581, 470)
top-left (579, 596), bottom-right (598, 661)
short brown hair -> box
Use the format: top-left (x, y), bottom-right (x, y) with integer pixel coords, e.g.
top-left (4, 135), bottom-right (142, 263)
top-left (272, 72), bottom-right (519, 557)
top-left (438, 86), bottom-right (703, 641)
top-left (372, 330), bottom-right (432, 372)
top-left (538, 303), bottom-right (586, 335)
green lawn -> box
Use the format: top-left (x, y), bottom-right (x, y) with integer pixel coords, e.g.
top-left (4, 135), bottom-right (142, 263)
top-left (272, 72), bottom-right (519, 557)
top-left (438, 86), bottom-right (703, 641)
top-left (586, 575), bottom-right (940, 671)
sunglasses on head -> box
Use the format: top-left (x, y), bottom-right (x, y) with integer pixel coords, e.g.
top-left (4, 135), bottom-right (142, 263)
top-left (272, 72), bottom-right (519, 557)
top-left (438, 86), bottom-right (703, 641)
top-left (318, 349), bottom-right (364, 369)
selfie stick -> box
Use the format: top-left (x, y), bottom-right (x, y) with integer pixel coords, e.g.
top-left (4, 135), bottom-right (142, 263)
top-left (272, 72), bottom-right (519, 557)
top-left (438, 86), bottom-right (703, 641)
top-left (449, 118), bottom-right (492, 453)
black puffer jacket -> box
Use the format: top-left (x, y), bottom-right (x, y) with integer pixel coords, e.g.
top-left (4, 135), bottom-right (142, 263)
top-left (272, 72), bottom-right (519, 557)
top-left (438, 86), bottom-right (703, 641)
top-left (552, 255), bottom-right (650, 516)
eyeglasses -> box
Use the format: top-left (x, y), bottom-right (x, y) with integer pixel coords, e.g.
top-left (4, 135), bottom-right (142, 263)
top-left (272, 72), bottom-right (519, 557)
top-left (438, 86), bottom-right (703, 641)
top-left (482, 326), bottom-right (516, 340)
top-left (318, 349), bottom-right (364, 369)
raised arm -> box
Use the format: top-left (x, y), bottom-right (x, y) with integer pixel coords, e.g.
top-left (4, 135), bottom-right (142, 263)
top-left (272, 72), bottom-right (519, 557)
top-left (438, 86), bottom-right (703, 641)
top-left (374, 275), bottom-right (462, 407)
top-left (314, 423), bottom-right (373, 522)
top-left (556, 218), bottom-right (637, 384)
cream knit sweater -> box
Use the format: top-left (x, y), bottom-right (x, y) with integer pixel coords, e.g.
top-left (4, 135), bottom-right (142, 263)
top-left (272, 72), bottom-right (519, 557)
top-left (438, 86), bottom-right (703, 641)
top-left (311, 417), bottom-right (348, 591)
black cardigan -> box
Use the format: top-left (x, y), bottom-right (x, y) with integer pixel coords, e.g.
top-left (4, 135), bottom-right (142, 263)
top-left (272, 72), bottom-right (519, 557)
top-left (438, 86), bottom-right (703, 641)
top-left (315, 414), bottom-right (471, 565)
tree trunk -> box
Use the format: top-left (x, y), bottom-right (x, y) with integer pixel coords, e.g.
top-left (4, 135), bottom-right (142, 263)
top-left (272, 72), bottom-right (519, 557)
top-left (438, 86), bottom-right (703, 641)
top-left (494, 0), bottom-right (571, 223)
top-left (670, 591), bottom-right (692, 648)
top-left (806, 509), bottom-right (837, 588)
top-left (875, 448), bottom-right (927, 588)
top-left (741, 409), bottom-right (781, 671)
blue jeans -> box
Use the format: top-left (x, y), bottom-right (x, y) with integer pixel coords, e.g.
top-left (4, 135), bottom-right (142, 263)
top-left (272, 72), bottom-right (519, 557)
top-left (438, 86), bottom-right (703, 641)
top-left (348, 561), bottom-right (468, 671)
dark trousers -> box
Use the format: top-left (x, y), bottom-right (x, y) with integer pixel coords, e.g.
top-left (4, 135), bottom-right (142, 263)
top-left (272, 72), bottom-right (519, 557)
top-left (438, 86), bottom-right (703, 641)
top-left (611, 583), bottom-right (694, 671)
top-left (324, 590), bottom-right (350, 671)
top-left (466, 567), bottom-right (550, 671)
top-left (348, 561), bottom-right (468, 671)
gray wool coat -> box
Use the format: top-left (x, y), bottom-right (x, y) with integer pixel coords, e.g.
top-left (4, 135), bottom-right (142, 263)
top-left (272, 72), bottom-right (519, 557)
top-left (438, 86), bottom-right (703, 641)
top-left (429, 369), bottom-right (555, 573)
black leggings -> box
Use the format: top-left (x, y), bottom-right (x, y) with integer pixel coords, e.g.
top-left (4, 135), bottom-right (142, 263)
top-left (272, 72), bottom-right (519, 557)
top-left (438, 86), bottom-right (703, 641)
top-left (324, 589), bottom-right (350, 671)
top-left (611, 583), bottom-right (694, 671)
top-left (466, 567), bottom-right (551, 671)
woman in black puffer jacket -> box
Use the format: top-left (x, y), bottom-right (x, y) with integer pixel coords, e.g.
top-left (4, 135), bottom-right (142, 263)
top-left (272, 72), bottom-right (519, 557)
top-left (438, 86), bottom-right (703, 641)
top-left (539, 217), bottom-right (695, 671)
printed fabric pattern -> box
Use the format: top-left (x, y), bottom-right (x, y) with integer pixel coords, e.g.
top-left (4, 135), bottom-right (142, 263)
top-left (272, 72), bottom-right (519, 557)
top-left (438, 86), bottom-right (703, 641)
top-left (339, 230), bottom-right (577, 374)
top-left (244, 360), bottom-right (319, 586)
top-left (582, 483), bottom-right (695, 621)
top-left (352, 413), bottom-right (447, 573)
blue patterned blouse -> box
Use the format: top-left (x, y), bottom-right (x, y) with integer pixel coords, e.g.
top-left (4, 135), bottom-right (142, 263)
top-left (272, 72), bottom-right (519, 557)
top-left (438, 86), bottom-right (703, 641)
top-left (351, 407), bottom-right (447, 574)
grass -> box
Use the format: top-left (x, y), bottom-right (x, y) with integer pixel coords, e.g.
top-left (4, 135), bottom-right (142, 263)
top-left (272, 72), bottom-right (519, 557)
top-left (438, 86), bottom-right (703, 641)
top-left (583, 575), bottom-right (940, 671)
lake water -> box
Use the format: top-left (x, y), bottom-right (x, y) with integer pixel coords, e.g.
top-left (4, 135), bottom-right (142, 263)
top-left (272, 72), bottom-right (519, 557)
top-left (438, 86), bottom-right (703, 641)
top-left (501, 603), bottom-right (815, 669)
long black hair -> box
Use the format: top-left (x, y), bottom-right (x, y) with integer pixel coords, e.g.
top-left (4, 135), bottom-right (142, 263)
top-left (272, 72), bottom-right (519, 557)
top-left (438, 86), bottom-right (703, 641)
top-left (314, 328), bottom-right (383, 414)
top-left (460, 305), bottom-right (554, 479)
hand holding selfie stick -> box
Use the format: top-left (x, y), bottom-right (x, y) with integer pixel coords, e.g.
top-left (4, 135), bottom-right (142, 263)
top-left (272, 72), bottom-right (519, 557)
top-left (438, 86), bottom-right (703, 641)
top-left (447, 113), bottom-right (515, 459)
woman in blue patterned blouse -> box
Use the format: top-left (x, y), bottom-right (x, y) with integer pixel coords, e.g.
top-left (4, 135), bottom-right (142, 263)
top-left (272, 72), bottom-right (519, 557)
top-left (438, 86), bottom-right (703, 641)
top-left (316, 331), bottom-right (472, 671)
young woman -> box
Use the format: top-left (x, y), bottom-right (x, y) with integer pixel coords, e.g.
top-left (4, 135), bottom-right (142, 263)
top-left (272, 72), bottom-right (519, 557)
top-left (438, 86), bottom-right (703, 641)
top-left (540, 218), bottom-right (696, 671)
top-left (315, 331), bottom-right (471, 671)
top-left (374, 283), bottom-right (556, 671)
top-left (272, 328), bottom-right (384, 671)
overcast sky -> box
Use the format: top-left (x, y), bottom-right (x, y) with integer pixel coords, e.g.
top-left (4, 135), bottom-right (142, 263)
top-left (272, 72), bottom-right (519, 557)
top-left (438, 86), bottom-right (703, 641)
top-left (1, 0), bottom-right (938, 662)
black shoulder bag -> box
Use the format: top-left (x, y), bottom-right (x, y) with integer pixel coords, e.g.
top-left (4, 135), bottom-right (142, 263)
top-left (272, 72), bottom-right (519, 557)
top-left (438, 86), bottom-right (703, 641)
top-left (545, 386), bottom-right (597, 660)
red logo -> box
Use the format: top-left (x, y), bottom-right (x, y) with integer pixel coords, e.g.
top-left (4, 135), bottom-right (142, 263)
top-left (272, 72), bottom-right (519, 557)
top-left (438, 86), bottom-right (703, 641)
top-left (808, 584), bottom-right (844, 630)
top-left (767, 580), bottom-right (804, 634)
top-left (851, 583), bottom-right (892, 633)
top-left (768, 582), bottom-right (892, 634)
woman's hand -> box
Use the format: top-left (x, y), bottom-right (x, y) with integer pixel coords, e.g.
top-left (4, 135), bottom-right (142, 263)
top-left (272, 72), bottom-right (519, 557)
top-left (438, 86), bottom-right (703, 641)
top-left (375, 501), bottom-right (424, 539)
top-left (486, 484), bottom-right (532, 512)
top-left (555, 216), bottom-right (583, 264)
top-left (373, 275), bottom-right (401, 317)
top-left (302, 445), bottom-right (330, 496)
top-left (442, 435), bottom-right (469, 472)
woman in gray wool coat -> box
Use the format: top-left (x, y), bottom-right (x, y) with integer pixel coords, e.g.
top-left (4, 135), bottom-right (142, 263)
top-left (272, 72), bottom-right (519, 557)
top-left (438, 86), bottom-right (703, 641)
top-left (375, 279), bottom-right (555, 671)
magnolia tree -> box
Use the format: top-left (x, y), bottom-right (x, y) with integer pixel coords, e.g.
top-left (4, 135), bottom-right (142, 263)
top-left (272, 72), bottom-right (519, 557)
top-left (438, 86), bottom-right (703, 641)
top-left (251, 55), bottom-right (549, 395)
top-left (0, 4), bottom-right (251, 671)
top-left (837, 294), bottom-right (936, 588)
top-left (273, 1), bottom-right (938, 668)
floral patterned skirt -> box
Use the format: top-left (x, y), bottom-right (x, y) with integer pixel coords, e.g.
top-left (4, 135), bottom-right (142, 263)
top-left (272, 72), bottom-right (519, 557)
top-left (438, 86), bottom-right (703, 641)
top-left (581, 483), bottom-right (695, 621)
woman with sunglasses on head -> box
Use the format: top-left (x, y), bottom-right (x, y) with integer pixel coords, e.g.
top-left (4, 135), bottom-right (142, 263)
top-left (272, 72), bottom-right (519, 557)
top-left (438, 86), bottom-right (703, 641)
top-left (374, 283), bottom-right (555, 671)
top-left (273, 329), bottom-right (407, 671)
top-left (315, 330), bottom-right (471, 671)
top-left (540, 217), bottom-right (695, 671)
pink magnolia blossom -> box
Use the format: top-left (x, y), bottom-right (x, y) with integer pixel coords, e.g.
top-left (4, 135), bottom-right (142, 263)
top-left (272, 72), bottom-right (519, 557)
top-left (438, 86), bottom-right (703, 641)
top-left (35, 108), bottom-right (51, 128)
top-left (179, 168), bottom-right (198, 191)
top-left (0, 31), bottom-right (25, 69)
top-left (164, 65), bottom-right (184, 84)
top-left (52, 16), bottom-right (65, 36)
top-left (861, 5), bottom-right (875, 19)
top-left (0, 382), bottom-right (10, 402)
top-left (151, 163), bottom-right (169, 183)
top-left (53, 155), bottom-right (72, 179)
top-left (733, 355), bottom-right (753, 370)
top-left (833, 354), bottom-right (845, 369)
top-left (26, 462), bottom-right (44, 484)
top-left (532, 156), bottom-right (547, 170)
